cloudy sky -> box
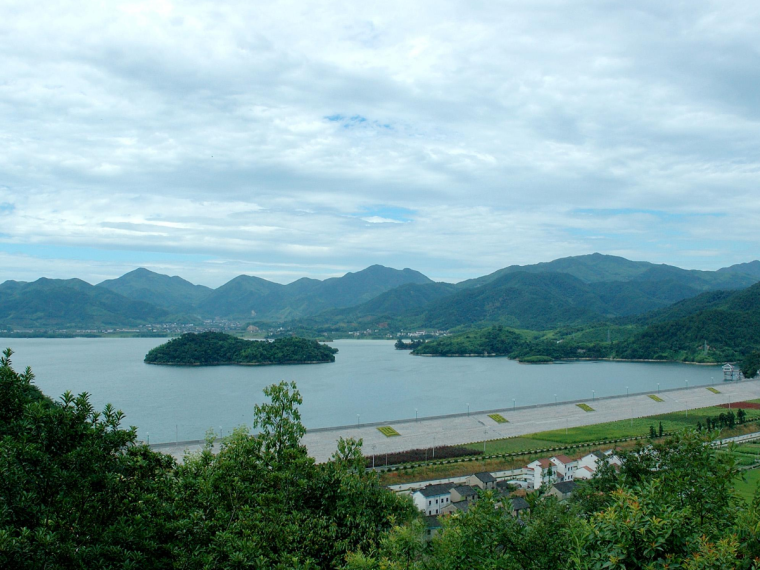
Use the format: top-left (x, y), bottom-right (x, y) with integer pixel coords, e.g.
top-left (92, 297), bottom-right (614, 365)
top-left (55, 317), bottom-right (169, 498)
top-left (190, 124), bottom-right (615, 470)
top-left (1, 0), bottom-right (759, 286)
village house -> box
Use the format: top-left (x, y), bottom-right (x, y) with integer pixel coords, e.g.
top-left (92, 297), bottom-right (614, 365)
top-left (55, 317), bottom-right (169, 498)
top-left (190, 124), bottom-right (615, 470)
top-left (526, 458), bottom-right (556, 489)
top-left (467, 472), bottom-right (497, 490)
top-left (412, 484), bottom-right (452, 515)
top-left (547, 480), bottom-right (578, 501)
top-left (508, 496), bottom-right (530, 517)
top-left (549, 455), bottom-right (577, 481)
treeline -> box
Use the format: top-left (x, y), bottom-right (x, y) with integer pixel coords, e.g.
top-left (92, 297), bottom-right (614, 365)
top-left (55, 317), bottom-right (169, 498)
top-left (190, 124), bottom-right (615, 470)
top-left (0, 352), bottom-right (412, 569)
top-left (3, 351), bottom-right (760, 568)
top-left (395, 339), bottom-right (426, 350)
top-left (144, 332), bottom-right (338, 365)
top-left (412, 325), bottom-right (613, 361)
top-left (414, 317), bottom-right (760, 372)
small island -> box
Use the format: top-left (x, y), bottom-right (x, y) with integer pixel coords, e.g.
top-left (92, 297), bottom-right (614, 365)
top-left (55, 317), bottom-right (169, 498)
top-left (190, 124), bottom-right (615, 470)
top-left (144, 332), bottom-right (338, 366)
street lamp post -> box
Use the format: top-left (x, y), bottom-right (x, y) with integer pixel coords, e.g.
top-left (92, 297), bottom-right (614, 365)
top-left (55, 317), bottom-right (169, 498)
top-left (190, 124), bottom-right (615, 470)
top-left (513, 398), bottom-right (516, 411)
top-left (357, 414), bottom-right (360, 426)
top-left (592, 390), bottom-right (595, 401)
top-left (626, 386), bottom-right (629, 397)
top-left (554, 394), bottom-right (557, 404)
top-left (467, 403), bottom-right (470, 417)
top-left (415, 408), bottom-right (418, 422)
top-left (657, 383), bottom-right (660, 394)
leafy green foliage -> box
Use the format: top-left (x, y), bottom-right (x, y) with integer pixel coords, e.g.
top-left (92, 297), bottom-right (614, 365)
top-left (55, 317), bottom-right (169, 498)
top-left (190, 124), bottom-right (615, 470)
top-left (0, 348), bottom-right (176, 569)
top-left (144, 332), bottom-right (338, 365)
top-left (0, 354), bottom-right (417, 569)
top-left (742, 350), bottom-right (760, 378)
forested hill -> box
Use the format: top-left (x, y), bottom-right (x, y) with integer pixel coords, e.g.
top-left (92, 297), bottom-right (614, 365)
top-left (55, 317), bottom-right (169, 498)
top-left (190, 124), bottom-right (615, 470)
top-left (144, 332), bottom-right (338, 365)
top-left (3, 254), bottom-right (759, 331)
top-left (0, 278), bottom-right (170, 328)
top-left (413, 281), bottom-right (760, 369)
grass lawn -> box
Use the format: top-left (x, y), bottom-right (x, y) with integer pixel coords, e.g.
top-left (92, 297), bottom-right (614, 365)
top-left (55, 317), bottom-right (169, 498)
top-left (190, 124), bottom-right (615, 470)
top-left (648, 394), bottom-right (664, 402)
top-left (707, 387), bottom-right (721, 394)
top-left (377, 426), bottom-right (400, 437)
top-left (488, 413), bottom-right (508, 424)
top-left (734, 468), bottom-right (760, 503)
top-left (463, 406), bottom-right (760, 453)
top-left (577, 403), bottom-right (595, 412)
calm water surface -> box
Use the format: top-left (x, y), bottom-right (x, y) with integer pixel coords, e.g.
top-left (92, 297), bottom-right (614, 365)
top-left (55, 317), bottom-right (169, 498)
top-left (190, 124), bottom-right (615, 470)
top-left (6, 338), bottom-right (722, 443)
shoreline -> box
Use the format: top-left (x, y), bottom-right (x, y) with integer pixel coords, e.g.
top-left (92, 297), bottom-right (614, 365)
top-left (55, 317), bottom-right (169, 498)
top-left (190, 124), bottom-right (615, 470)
top-left (145, 360), bottom-right (334, 367)
top-left (412, 353), bottom-right (723, 366)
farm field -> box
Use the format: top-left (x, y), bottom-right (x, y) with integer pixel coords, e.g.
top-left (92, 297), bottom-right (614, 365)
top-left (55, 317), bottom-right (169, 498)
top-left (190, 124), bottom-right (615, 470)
top-left (734, 468), bottom-right (760, 503)
top-left (380, 405), bottom-right (760, 486)
top-left (465, 403), bottom-right (760, 454)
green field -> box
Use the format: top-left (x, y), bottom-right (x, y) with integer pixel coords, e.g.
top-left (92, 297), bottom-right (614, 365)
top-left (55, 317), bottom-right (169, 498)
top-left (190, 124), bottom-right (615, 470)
top-left (464, 405), bottom-right (760, 455)
top-left (734, 468), bottom-right (760, 503)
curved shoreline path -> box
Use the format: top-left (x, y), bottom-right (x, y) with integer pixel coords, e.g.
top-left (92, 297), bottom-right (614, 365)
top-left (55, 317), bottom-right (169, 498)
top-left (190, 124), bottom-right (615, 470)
top-left (152, 379), bottom-right (760, 463)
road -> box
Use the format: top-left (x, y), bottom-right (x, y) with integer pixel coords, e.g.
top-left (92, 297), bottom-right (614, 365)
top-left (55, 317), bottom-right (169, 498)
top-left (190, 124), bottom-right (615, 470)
top-left (153, 379), bottom-right (760, 463)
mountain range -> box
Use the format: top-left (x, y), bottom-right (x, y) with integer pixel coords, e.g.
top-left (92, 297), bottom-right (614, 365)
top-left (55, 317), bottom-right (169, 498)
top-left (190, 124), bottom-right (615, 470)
top-left (1, 254), bottom-right (758, 332)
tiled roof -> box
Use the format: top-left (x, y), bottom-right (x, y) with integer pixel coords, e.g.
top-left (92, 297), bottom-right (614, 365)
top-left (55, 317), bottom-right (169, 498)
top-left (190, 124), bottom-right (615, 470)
top-left (474, 471), bottom-right (496, 483)
top-left (511, 497), bottom-right (530, 511)
top-left (416, 483), bottom-right (453, 497)
top-left (452, 485), bottom-right (478, 498)
top-left (553, 481), bottom-right (578, 494)
top-left (552, 455), bottom-right (574, 464)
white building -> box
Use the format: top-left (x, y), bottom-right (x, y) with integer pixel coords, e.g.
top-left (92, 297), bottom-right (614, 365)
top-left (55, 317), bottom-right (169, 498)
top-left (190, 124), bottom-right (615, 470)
top-left (526, 458), bottom-right (556, 489)
top-left (412, 484), bottom-right (452, 516)
top-left (550, 455), bottom-right (578, 481)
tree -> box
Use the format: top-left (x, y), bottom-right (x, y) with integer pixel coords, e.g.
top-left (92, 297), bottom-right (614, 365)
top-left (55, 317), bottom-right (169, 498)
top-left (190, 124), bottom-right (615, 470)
top-left (0, 349), bottom-right (176, 569)
top-left (737, 408), bottom-right (746, 424)
top-left (253, 380), bottom-right (307, 463)
top-left (649, 425), bottom-right (657, 439)
top-left (659, 421), bottom-right (664, 437)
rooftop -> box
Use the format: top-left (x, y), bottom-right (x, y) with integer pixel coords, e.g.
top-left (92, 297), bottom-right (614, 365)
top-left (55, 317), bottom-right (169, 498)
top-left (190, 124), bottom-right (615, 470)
top-left (473, 471), bottom-right (496, 483)
top-left (553, 481), bottom-right (578, 494)
top-left (415, 483), bottom-right (453, 498)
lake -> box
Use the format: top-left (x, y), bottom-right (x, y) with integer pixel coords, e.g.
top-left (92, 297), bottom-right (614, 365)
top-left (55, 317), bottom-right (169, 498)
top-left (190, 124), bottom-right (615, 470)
top-left (5, 338), bottom-right (723, 443)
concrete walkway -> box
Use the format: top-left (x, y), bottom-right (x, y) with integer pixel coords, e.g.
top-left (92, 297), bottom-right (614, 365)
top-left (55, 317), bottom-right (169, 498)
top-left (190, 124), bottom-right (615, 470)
top-left (155, 380), bottom-right (760, 463)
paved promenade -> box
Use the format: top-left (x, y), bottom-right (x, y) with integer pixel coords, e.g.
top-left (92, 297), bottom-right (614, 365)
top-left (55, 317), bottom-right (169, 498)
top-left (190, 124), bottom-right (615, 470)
top-left (154, 380), bottom-right (760, 463)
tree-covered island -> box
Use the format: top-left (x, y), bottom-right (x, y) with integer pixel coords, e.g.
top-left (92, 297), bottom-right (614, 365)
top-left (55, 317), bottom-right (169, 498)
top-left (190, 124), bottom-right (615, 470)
top-left (144, 332), bottom-right (338, 365)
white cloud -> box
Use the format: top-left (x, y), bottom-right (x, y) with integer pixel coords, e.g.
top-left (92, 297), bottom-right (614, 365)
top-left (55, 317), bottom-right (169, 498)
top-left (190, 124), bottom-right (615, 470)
top-left (1, 0), bottom-right (759, 285)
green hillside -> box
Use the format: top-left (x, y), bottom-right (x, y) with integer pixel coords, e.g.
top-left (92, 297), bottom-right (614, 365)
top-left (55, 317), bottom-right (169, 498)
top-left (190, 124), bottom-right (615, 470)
top-left (144, 332), bottom-right (338, 365)
top-left (457, 253), bottom-right (756, 290)
top-left (415, 281), bottom-right (760, 368)
top-left (0, 278), bottom-right (170, 328)
top-left (98, 268), bottom-right (213, 311)
top-left (196, 265), bottom-right (433, 320)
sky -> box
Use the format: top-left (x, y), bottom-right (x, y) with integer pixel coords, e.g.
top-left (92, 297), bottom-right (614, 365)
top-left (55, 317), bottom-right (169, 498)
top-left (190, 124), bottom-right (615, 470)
top-left (1, 0), bottom-right (759, 287)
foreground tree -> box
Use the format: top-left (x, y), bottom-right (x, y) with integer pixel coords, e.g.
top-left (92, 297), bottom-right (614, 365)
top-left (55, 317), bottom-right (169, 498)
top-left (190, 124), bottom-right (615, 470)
top-left (0, 349), bottom-right (176, 569)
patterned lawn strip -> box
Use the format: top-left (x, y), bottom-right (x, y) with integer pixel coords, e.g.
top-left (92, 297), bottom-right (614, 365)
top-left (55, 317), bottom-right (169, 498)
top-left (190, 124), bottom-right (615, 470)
top-left (463, 436), bottom-right (567, 455)
top-left (577, 403), bottom-right (595, 412)
top-left (648, 394), bottom-right (664, 402)
top-left (488, 413), bottom-right (508, 424)
top-left (707, 387), bottom-right (721, 394)
top-left (377, 426), bottom-right (400, 437)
